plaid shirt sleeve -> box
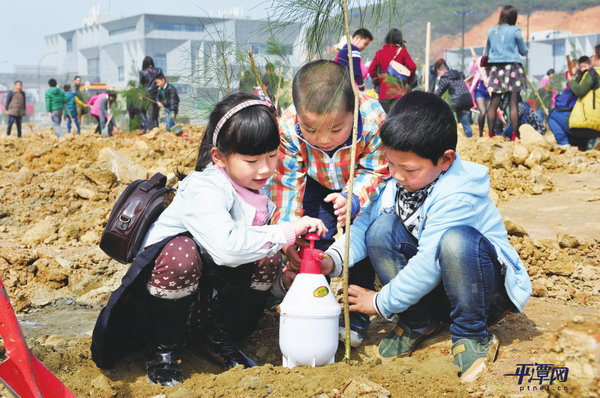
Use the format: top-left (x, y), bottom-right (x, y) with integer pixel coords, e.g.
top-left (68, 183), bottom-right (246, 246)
top-left (269, 112), bottom-right (307, 224)
top-left (341, 93), bottom-right (389, 211)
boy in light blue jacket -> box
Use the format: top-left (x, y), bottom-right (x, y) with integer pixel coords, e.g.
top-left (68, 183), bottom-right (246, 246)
top-left (321, 91), bottom-right (531, 383)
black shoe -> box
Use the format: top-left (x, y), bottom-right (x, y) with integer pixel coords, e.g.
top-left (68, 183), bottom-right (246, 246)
top-left (146, 346), bottom-right (183, 386)
top-left (203, 327), bottom-right (257, 370)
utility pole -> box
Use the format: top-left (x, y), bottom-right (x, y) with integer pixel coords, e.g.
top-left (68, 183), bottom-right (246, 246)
top-left (454, 6), bottom-right (473, 73)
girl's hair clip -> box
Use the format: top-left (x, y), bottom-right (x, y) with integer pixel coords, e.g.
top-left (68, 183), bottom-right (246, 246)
top-left (212, 100), bottom-right (273, 147)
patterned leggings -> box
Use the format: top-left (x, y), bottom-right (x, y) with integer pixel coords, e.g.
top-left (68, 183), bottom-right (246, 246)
top-left (147, 236), bottom-right (281, 299)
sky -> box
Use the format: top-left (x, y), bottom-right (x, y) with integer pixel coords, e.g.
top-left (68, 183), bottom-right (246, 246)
top-left (0, 0), bottom-right (270, 73)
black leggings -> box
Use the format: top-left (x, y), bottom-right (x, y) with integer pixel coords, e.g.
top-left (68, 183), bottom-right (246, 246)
top-left (475, 97), bottom-right (490, 137)
top-left (488, 92), bottom-right (519, 139)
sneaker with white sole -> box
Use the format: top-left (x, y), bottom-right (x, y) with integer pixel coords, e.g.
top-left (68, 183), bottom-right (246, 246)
top-left (338, 313), bottom-right (371, 348)
top-left (452, 334), bottom-right (499, 383)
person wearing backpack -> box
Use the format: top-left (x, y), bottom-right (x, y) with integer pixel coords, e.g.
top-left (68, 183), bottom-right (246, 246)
top-left (568, 46), bottom-right (600, 151)
top-left (91, 93), bottom-right (327, 386)
top-left (368, 28), bottom-right (416, 113)
top-left (434, 59), bottom-right (474, 138)
top-left (547, 85), bottom-right (577, 147)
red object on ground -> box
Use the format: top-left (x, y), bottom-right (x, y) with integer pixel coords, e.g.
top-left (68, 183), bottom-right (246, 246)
top-left (298, 233), bottom-right (324, 274)
top-left (0, 278), bottom-right (76, 398)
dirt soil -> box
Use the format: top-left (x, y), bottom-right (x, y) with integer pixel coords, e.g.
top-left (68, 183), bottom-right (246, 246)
top-left (0, 125), bottom-right (599, 397)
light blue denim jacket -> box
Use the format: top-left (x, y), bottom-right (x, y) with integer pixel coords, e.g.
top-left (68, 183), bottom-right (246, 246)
top-left (485, 24), bottom-right (528, 64)
top-left (326, 154), bottom-right (532, 318)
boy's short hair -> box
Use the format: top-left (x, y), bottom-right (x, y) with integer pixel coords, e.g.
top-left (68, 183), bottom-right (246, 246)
top-left (578, 56), bottom-right (591, 64)
top-left (48, 79), bottom-right (57, 87)
top-left (380, 91), bottom-right (457, 164)
top-left (154, 73), bottom-right (166, 80)
top-left (292, 60), bottom-right (353, 115)
top-left (14, 80), bottom-right (22, 85)
top-left (74, 75), bottom-right (81, 80)
top-left (63, 84), bottom-right (71, 91)
top-left (353, 28), bottom-right (373, 41)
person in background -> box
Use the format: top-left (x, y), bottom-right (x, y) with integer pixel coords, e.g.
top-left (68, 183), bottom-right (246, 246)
top-left (334, 28), bottom-right (373, 92)
top-left (483, 5), bottom-right (528, 140)
top-left (567, 45), bottom-right (600, 151)
top-left (63, 85), bottom-right (82, 135)
top-left (538, 68), bottom-right (556, 121)
top-left (154, 74), bottom-right (180, 133)
top-left (88, 91), bottom-right (118, 137)
top-left (467, 55), bottom-right (491, 137)
top-left (4, 81), bottom-right (26, 138)
top-left (70, 76), bottom-right (89, 129)
top-left (45, 78), bottom-right (66, 138)
top-left (368, 28), bottom-right (416, 112)
top-left (125, 81), bottom-right (150, 133)
top-left (539, 68), bottom-right (555, 90)
top-left (502, 94), bottom-right (546, 138)
top-left (139, 56), bottom-right (164, 129)
top-left (434, 59), bottom-right (474, 138)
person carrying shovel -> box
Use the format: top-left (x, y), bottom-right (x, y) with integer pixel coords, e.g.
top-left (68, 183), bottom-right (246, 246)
top-left (154, 73), bottom-right (181, 134)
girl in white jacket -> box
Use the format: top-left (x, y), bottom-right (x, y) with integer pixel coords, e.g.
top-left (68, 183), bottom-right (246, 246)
top-left (91, 93), bottom-right (326, 386)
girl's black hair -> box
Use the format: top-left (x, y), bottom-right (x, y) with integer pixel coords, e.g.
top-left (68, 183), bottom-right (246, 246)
top-left (142, 56), bottom-right (155, 70)
top-left (191, 93), bottom-right (279, 175)
top-left (498, 5), bottom-right (518, 26)
top-left (385, 28), bottom-right (403, 46)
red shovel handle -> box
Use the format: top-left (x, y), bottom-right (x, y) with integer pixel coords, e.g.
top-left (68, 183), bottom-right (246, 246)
top-left (0, 278), bottom-right (76, 398)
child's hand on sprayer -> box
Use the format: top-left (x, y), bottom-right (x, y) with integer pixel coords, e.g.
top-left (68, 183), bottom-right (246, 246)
top-left (283, 217), bottom-right (328, 272)
top-left (292, 216), bottom-right (328, 237)
top-left (324, 193), bottom-right (348, 222)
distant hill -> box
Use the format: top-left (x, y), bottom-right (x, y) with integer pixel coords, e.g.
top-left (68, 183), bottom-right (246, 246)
top-left (348, 1), bottom-right (600, 66)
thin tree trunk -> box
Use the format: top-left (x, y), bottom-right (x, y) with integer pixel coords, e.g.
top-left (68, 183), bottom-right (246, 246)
top-left (248, 48), bottom-right (265, 93)
top-left (340, 0), bottom-right (360, 362)
top-left (220, 48), bottom-right (231, 96)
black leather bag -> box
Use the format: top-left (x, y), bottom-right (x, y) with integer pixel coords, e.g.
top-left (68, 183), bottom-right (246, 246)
top-left (100, 173), bottom-right (175, 264)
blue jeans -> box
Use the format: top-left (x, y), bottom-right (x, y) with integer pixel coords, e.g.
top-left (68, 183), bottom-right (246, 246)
top-left (65, 114), bottom-right (80, 134)
top-left (7, 115), bottom-right (22, 137)
top-left (51, 110), bottom-right (63, 138)
top-left (303, 177), bottom-right (375, 291)
top-left (366, 213), bottom-right (513, 343)
top-left (165, 110), bottom-right (176, 132)
top-left (456, 109), bottom-right (472, 138)
top-left (547, 109), bottom-right (570, 146)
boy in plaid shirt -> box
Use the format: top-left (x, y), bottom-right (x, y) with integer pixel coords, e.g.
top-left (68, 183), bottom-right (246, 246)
top-left (269, 60), bottom-right (388, 346)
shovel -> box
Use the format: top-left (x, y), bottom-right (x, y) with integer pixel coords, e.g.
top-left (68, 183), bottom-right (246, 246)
top-left (0, 278), bottom-right (76, 398)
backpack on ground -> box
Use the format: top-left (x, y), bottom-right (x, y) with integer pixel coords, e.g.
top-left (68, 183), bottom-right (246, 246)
top-left (100, 173), bottom-right (175, 264)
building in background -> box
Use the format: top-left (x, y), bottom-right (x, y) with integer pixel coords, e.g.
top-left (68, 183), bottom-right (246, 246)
top-left (2, 10), bottom-right (305, 124)
top-left (45, 13), bottom-right (305, 85)
top-left (443, 31), bottom-right (600, 82)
